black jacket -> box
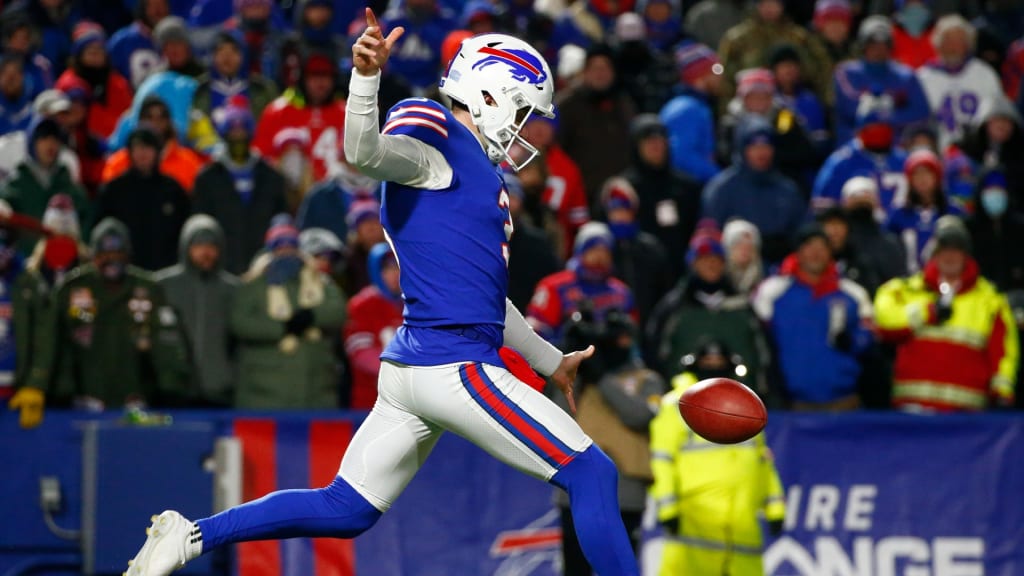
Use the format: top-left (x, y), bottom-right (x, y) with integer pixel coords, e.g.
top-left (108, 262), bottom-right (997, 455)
top-left (613, 231), bottom-right (673, 350)
top-left (191, 158), bottom-right (287, 275)
top-left (96, 168), bottom-right (190, 271)
top-left (621, 165), bottom-right (701, 284)
top-left (508, 219), bottom-right (560, 314)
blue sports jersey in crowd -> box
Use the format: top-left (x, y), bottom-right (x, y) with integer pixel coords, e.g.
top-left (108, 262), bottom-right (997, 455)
top-left (381, 9), bottom-right (457, 91)
top-left (812, 139), bottom-right (908, 214)
top-left (378, 98), bottom-right (511, 368)
top-left (107, 22), bottom-right (161, 88)
top-left (832, 59), bottom-right (930, 145)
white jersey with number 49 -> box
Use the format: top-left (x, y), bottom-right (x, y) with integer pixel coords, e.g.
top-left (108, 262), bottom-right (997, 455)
top-left (917, 58), bottom-right (1003, 149)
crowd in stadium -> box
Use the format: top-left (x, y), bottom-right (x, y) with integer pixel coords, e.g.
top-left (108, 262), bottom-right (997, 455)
top-left (2, 0), bottom-right (1024, 428)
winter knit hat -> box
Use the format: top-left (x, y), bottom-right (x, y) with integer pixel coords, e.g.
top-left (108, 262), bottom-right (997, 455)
top-left (153, 16), bottom-right (189, 50)
top-left (265, 214), bottom-right (301, 251)
top-left (736, 68), bottom-right (775, 97)
top-left (299, 227), bottom-right (345, 259)
top-left (601, 177), bottom-right (639, 213)
top-left (932, 215), bottom-right (971, 254)
top-left (840, 175), bottom-right (879, 204)
top-left (813, 0), bottom-right (852, 25)
top-left (71, 21), bottom-right (106, 57)
top-left (212, 95), bottom-right (255, 137)
top-left (614, 12), bottom-right (646, 42)
top-left (858, 15), bottom-right (894, 46)
top-left (674, 43), bottom-right (722, 85)
top-left (573, 222), bottom-right (614, 256)
top-left (904, 148), bottom-right (943, 181)
top-left (345, 199), bottom-right (381, 229)
top-left (795, 221), bottom-right (830, 249)
top-left (722, 219), bottom-right (761, 251)
top-left (768, 44), bottom-right (801, 68)
top-left (686, 227), bottom-right (725, 265)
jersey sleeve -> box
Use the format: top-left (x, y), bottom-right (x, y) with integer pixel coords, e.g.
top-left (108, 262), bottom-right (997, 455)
top-left (382, 99), bottom-right (451, 152)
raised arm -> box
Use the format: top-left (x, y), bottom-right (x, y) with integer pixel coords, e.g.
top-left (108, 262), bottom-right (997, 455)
top-left (345, 9), bottom-right (453, 190)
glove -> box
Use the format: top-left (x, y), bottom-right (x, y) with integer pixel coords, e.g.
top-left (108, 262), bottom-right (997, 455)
top-left (8, 387), bottom-right (45, 429)
top-left (660, 516), bottom-right (679, 535)
top-left (768, 519), bottom-right (784, 537)
top-left (935, 298), bottom-right (954, 324)
top-left (284, 308), bottom-right (315, 335)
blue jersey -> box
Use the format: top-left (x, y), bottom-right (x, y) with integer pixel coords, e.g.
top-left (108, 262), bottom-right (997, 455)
top-left (107, 22), bottom-right (161, 88)
top-left (378, 98), bottom-right (511, 367)
top-left (811, 140), bottom-right (908, 215)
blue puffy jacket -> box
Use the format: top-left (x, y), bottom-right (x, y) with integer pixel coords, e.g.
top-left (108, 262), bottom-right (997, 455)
top-left (660, 87), bottom-right (719, 184)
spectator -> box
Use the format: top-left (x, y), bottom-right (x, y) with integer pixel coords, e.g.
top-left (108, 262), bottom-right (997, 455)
top-left (718, 68), bottom-right (819, 196)
top-left (192, 30), bottom-right (278, 121)
top-left (227, 0), bottom-right (287, 83)
top-left (819, 207), bottom-right (884, 295)
top-left (101, 94), bottom-right (207, 193)
top-left (620, 114), bottom-right (701, 283)
top-left (518, 114), bottom-right (589, 257)
top-left (98, 126), bottom-right (189, 271)
top-left (505, 173), bottom-right (560, 313)
top-left (253, 52), bottom-right (345, 198)
top-left (299, 227), bottom-right (346, 293)
top-left (527, 222), bottom-right (636, 344)
top-left (753, 223), bottom-right (874, 410)
top-left (612, 13), bottom-right (676, 114)
top-left (11, 0), bottom-right (77, 79)
top-left (902, 122), bottom-right (976, 210)
top-left (461, 1), bottom-right (498, 34)
top-left (0, 223), bottom-right (21, 402)
top-left (600, 178), bottom-right (672, 343)
top-left (722, 219), bottom-right (764, 297)
top-left (494, 0), bottom-right (558, 65)
top-left (106, 0), bottom-right (168, 88)
top-left (0, 89), bottom-right (80, 183)
top-left (891, 0), bottom-right (936, 69)
top-left (967, 169), bottom-right (1024, 293)
top-left (154, 214), bottom-right (238, 407)
top-left (342, 199), bottom-right (385, 296)
top-left (1, 116), bottom-right (90, 255)
top-left (231, 218), bottom-right (346, 409)
top-left (886, 148), bottom-right (963, 273)
top-left (647, 227), bottom-right (769, 389)
top-left (769, 44), bottom-right (830, 154)
top-left (1, 10), bottom-right (51, 97)
top-left (53, 21), bottom-right (133, 140)
top-left (557, 43), bottom-right (634, 206)
top-left (812, 103), bottom-right (909, 215)
top-left (875, 215), bottom-right (1018, 411)
top-left (917, 16), bottom-right (1003, 149)
top-left (284, 0), bottom-right (348, 75)
top-left (42, 217), bottom-right (191, 410)
top-left (9, 195), bottom-right (84, 427)
top-left (192, 101), bottom-right (287, 276)
top-left (650, 340), bottom-right (784, 576)
top-left (381, 0), bottom-right (457, 94)
top-left (557, 311), bottom-right (663, 573)
top-left (296, 158), bottom-right (379, 243)
top-left (683, 0), bottom-right (746, 51)
top-left (959, 95), bottom-right (1024, 198)
top-left (812, 0), bottom-right (855, 67)
top-left (0, 55), bottom-right (34, 135)
top-left (153, 16), bottom-right (203, 79)
top-left (840, 176), bottom-right (909, 286)
top-left (703, 119), bottom-right (805, 265)
top-left (106, 70), bottom-right (220, 157)
top-left (660, 43), bottom-right (723, 185)
top-left (832, 16), bottom-right (930, 145)
top-left (343, 242), bottom-right (402, 410)
top-left (718, 0), bottom-right (832, 104)
top-left (54, 79), bottom-right (107, 197)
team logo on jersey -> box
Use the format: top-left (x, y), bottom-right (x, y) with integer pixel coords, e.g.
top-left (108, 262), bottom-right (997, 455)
top-left (473, 45), bottom-right (548, 85)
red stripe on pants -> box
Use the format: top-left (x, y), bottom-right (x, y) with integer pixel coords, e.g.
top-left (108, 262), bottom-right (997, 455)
top-left (233, 419), bottom-right (281, 576)
top-left (309, 420), bottom-right (356, 576)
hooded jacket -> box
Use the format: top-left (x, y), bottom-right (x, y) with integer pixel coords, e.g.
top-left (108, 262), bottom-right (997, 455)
top-left (620, 116), bottom-right (702, 283)
top-left (959, 97), bottom-right (1024, 198)
top-left (967, 173), bottom-right (1024, 292)
top-left (154, 215), bottom-right (239, 406)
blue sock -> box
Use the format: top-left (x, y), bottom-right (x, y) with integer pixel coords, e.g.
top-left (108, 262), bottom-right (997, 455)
top-left (195, 476), bottom-right (381, 550)
top-left (550, 445), bottom-right (640, 576)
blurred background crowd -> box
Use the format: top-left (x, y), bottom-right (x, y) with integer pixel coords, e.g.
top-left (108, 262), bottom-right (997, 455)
top-left (1, 0), bottom-right (1023, 430)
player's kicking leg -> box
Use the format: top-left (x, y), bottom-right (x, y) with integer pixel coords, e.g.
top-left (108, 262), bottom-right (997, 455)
top-left (399, 361), bottom-right (641, 576)
top-left (124, 363), bottom-right (442, 576)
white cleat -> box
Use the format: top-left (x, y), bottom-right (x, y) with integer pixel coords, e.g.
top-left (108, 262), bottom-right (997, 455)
top-left (124, 510), bottom-right (200, 576)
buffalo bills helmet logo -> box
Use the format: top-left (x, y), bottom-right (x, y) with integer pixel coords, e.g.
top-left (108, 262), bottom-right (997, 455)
top-left (471, 45), bottom-right (548, 85)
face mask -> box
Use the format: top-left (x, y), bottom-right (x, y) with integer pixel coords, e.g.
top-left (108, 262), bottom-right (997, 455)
top-left (576, 261), bottom-right (612, 284)
top-left (608, 221), bottom-right (638, 240)
top-left (43, 235), bottom-right (78, 270)
top-left (981, 188), bottom-right (1008, 217)
top-left (859, 124), bottom-right (894, 152)
top-left (266, 254), bottom-right (304, 284)
top-left (279, 149), bottom-right (306, 189)
top-left (897, 4), bottom-right (931, 36)
top-left (242, 17), bottom-right (269, 33)
top-left (302, 24), bottom-right (332, 45)
top-left (98, 258), bottom-right (126, 281)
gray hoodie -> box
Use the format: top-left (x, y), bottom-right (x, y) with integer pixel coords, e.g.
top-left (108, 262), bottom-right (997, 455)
top-left (154, 215), bottom-right (239, 406)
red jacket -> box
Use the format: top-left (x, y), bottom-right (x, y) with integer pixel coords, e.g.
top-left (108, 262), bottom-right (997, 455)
top-left (55, 69), bottom-right (133, 139)
top-left (892, 25), bottom-right (936, 70)
top-left (543, 145), bottom-right (590, 259)
top-left (253, 90), bottom-right (346, 183)
top-left (1003, 38), bottom-right (1024, 102)
top-left (343, 285), bottom-right (403, 410)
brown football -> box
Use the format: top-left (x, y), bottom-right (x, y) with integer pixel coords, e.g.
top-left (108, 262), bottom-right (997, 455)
top-left (679, 378), bottom-right (767, 444)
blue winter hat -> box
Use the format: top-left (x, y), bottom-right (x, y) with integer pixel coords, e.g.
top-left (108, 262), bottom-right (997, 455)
top-left (368, 242), bottom-right (400, 298)
top-left (212, 96), bottom-right (254, 137)
top-left (738, 118), bottom-right (774, 149)
top-left (71, 21), bottom-right (106, 57)
top-left (685, 227), bottom-right (725, 265)
top-left (573, 222), bottom-right (614, 256)
top-left (980, 169), bottom-right (1007, 190)
top-left (265, 214), bottom-right (300, 251)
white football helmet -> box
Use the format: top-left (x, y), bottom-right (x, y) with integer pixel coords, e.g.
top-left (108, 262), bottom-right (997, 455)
top-left (439, 33), bottom-right (555, 171)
